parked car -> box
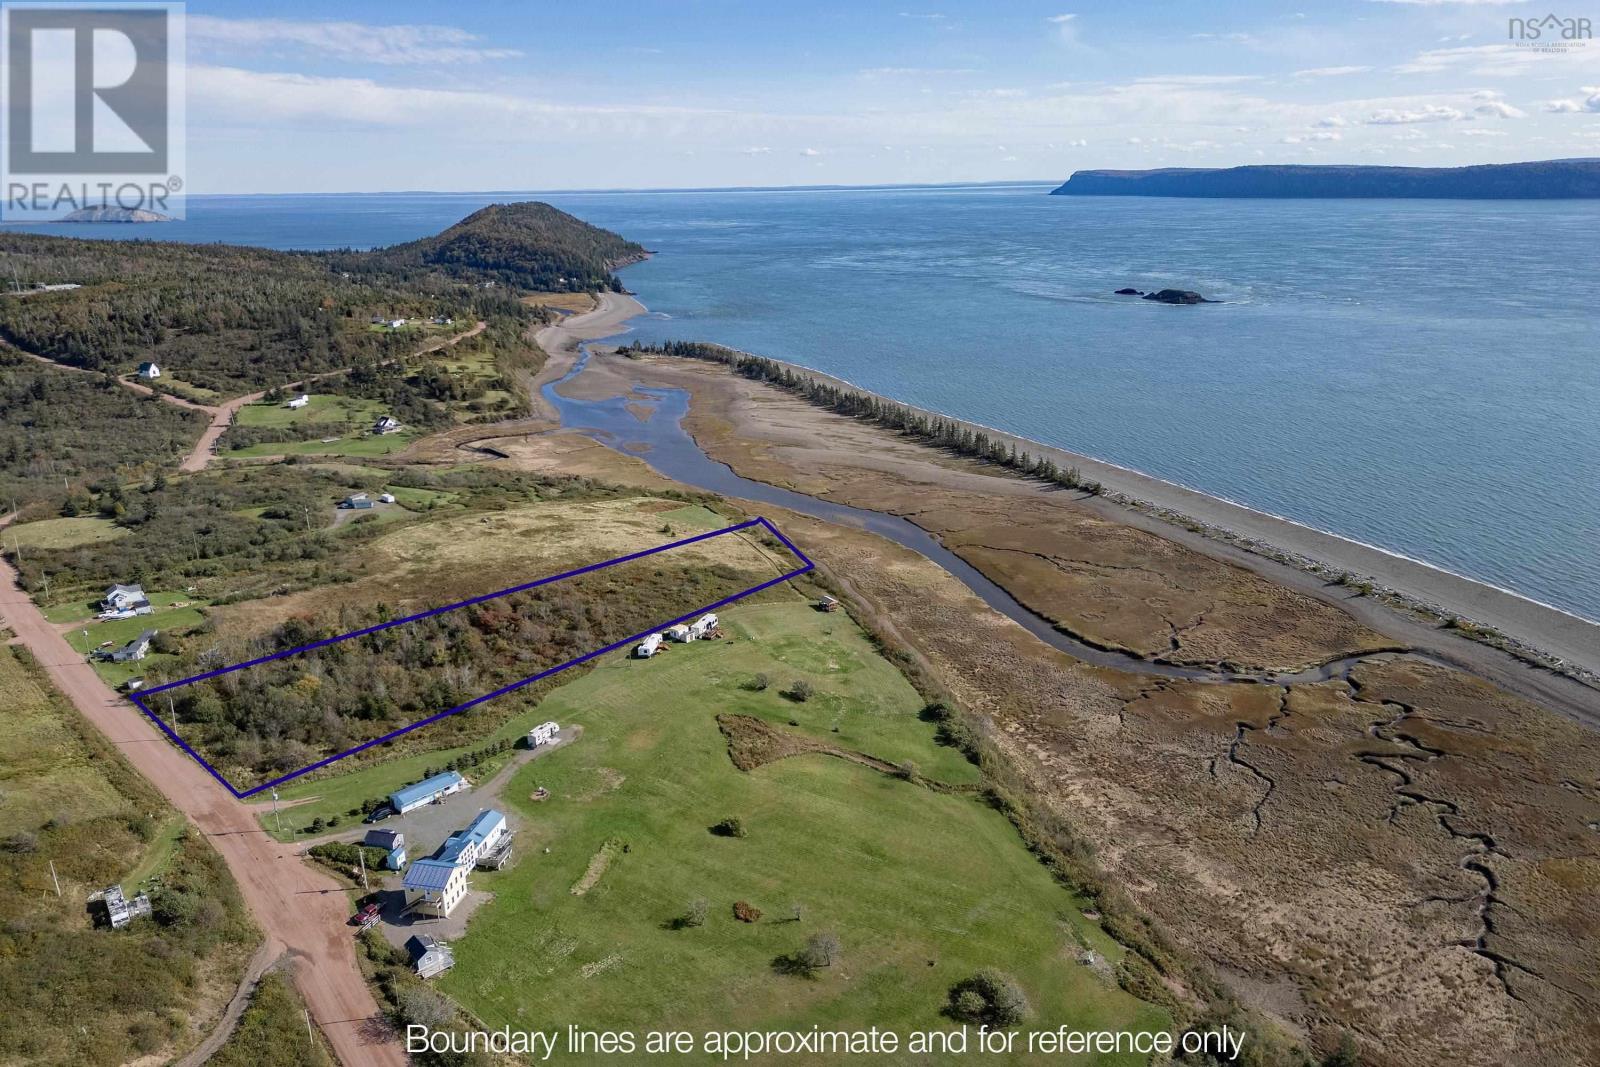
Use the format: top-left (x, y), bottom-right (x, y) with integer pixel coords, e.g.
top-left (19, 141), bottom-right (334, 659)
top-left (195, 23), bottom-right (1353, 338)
top-left (363, 806), bottom-right (394, 824)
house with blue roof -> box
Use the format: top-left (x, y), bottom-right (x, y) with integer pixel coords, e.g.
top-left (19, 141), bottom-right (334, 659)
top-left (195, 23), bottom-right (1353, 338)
top-left (389, 771), bottom-right (465, 814)
top-left (400, 809), bottom-right (509, 918)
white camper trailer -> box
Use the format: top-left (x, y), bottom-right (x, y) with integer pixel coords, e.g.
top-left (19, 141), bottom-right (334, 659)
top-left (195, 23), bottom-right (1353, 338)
top-left (689, 612), bottom-right (720, 640)
top-left (529, 721), bottom-right (559, 747)
top-left (635, 632), bottom-right (663, 658)
top-left (666, 624), bottom-right (693, 643)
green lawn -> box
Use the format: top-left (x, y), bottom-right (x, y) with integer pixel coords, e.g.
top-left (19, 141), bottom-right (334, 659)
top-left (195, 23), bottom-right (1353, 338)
top-left (440, 601), bottom-right (1167, 1060)
top-left (44, 589), bottom-right (203, 626)
top-left (656, 504), bottom-right (729, 531)
top-left (234, 393), bottom-right (384, 429)
top-left (7, 516), bottom-right (128, 550)
top-left (81, 603), bottom-right (206, 650)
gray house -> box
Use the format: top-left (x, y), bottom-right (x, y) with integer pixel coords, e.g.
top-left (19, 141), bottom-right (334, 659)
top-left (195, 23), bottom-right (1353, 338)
top-left (411, 935), bottom-right (456, 979)
top-left (107, 630), bottom-right (157, 663)
top-left (102, 583), bottom-right (153, 614)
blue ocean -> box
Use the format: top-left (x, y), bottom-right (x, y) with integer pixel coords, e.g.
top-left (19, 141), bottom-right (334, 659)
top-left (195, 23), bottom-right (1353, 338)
top-left (10, 183), bottom-right (1598, 621)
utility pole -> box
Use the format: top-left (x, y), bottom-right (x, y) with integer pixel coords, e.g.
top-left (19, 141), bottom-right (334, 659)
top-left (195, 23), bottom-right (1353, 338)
top-left (271, 788), bottom-right (282, 835)
top-left (304, 1008), bottom-right (313, 1045)
top-left (79, 629), bottom-right (89, 657)
top-left (165, 692), bottom-right (177, 738)
top-left (358, 846), bottom-right (369, 891)
top-left (48, 860), bottom-right (61, 898)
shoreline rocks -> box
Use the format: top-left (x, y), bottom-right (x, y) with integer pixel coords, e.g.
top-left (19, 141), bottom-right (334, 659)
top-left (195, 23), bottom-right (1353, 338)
top-left (1114, 287), bottom-right (1214, 304)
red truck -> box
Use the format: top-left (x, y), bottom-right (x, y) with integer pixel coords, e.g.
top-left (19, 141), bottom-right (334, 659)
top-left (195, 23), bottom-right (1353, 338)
top-left (353, 902), bottom-right (381, 931)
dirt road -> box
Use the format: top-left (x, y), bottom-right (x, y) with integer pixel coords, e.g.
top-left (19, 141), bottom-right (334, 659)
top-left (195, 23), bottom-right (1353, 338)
top-left (0, 553), bottom-right (406, 1067)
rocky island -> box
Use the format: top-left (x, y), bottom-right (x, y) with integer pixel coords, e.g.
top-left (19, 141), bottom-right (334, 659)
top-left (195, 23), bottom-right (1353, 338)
top-left (1115, 287), bottom-right (1213, 304)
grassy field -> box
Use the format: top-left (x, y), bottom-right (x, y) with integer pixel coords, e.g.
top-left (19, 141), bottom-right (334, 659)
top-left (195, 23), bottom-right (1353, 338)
top-left (227, 430), bottom-right (418, 459)
top-left (208, 972), bottom-right (335, 1067)
top-left (0, 644), bottom-right (255, 1066)
top-left (235, 393), bottom-right (385, 429)
top-left (7, 516), bottom-right (128, 550)
top-left (432, 602), bottom-right (1166, 1062)
top-left (44, 588), bottom-right (200, 626)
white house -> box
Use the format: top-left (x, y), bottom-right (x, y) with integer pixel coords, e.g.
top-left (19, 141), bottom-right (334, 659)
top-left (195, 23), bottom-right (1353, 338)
top-left (286, 394), bottom-right (310, 409)
top-left (388, 318), bottom-right (407, 328)
top-left (528, 721), bottom-right (559, 747)
top-left (373, 415), bottom-right (401, 435)
top-left (401, 808), bottom-right (507, 917)
top-left (136, 362), bottom-right (161, 380)
top-left (635, 632), bottom-right (663, 658)
top-left (102, 583), bottom-right (152, 614)
top-left (402, 859), bottom-right (468, 918)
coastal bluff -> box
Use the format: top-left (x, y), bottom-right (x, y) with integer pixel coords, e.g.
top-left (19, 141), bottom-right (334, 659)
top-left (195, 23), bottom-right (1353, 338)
top-left (1051, 159), bottom-right (1600, 199)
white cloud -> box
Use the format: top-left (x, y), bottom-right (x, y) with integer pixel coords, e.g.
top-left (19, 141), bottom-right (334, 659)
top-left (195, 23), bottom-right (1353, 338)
top-left (743, 146), bottom-right (772, 154)
top-left (1473, 100), bottom-right (1525, 118)
top-left (189, 15), bottom-right (520, 65)
top-left (1396, 43), bottom-right (1600, 76)
top-left (1046, 13), bottom-right (1080, 44)
top-left (1544, 98), bottom-right (1582, 112)
top-left (1368, 0), bottom-right (1528, 6)
top-left (1294, 65), bottom-right (1372, 77)
top-left (1366, 103), bottom-right (1465, 124)
top-left (800, 147), bottom-right (821, 156)
top-left (1462, 128), bottom-right (1508, 135)
top-left (1066, 138), bottom-right (1088, 147)
top-left (1316, 115), bottom-right (1349, 127)
top-left (1133, 74), bottom-right (1262, 86)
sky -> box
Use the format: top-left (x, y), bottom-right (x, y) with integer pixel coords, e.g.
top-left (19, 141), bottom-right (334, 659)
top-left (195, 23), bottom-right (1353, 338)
top-left (175, 0), bottom-right (1600, 192)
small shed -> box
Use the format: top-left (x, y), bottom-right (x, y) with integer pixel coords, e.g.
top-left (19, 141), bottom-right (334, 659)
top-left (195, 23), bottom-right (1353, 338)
top-left (378, 492), bottom-right (396, 504)
top-left (137, 362), bottom-right (161, 380)
top-left (286, 394), bottom-right (310, 409)
top-left (817, 595), bottom-right (840, 612)
top-left (666, 624), bottom-right (692, 643)
top-left (528, 721), bottom-right (559, 748)
top-left (373, 416), bottom-right (401, 435)
top-left (411, 935), bottom-right (455, 979)
top-left (342, 493), bottom-right (374, 510)
top-left (364, 828), bottom-right (404, 851)
top-left (386, 844), bottom-right (408, 870)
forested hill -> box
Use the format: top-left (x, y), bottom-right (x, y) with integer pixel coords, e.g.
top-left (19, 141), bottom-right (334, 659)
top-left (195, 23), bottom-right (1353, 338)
top-left (333, 201), bottom-right (647, 291)
top-left (1050, 159), bottom-right (1600, 199)
top-left (0, 203), bottom-right (641, 393)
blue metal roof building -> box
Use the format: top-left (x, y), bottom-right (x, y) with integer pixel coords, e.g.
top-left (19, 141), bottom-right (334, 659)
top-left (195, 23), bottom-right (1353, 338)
top-left (389, 771), bottom-right (464, 814)
top-left (438, 809), bottom-right (505, 866)
top-left (403, 858), bottom-right (460, 893)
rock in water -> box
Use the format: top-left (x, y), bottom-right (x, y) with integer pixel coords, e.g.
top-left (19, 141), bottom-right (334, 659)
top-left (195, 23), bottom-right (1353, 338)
top-left (1114, 288), bottom-right (1142, 295)
top-left (1141, 288), bottom-right (1210, 305)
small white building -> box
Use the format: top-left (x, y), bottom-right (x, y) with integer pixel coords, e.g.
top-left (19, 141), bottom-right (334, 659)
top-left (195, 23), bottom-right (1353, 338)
top-left (378, 492), bottom-right (396, 504)
top-left (136, 362), bottom-right (161, 380)
top-left (635, 632), bottom-right (663, 658)
top-left (286, 394), bottom-right (310, 409)
top-left (529, 721), bottom-right (559, 747)
top-left (665, 624), bottom-right (692, 643)
top-left (341, 493), bottom-right (373, 510)
top-left (388, 318), bottom-right (407, 329)
top-left (373, 415), bottom-right (402, 435)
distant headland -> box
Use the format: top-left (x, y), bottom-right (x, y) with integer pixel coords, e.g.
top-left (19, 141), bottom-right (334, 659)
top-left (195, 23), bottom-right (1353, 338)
top-left (1050, 159), bottom-right (1600, 199)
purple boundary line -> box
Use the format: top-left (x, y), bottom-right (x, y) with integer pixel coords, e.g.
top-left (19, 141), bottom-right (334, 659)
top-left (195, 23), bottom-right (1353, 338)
top-left (129, 516), bottom-right (814, 799)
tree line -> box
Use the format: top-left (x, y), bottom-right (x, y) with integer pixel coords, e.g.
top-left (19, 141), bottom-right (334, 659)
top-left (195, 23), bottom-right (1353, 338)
top-left (627, 341), bottom-right (1102, 494)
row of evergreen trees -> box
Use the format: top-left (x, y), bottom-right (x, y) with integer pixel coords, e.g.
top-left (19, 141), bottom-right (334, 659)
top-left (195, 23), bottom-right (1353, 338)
top-left (628, 341), bottom-right (1101, 494)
